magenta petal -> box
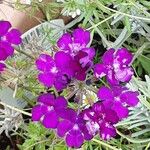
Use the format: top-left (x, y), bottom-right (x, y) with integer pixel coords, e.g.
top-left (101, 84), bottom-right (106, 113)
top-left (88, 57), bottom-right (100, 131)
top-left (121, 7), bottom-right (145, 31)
top-left (115, 67), bottom-right (133, 82)
top-left (55, 96), bottom-right (67, 108)
top-left (0, 41), bottom-right (14, 57)
top-left (38, 72), bottom-right (55, 87)
top-left (31, 104), bottom-right (47, 121)
top-left (97, 86), bottom-right (113, 100)
top-left (6, 29), bottom-right (22, 45)
top-left (82, 47), bottom-right (95, 59)
top-left (94, 63), bottom-right (107, 78)
top-left (0, 63), bottom-right (6, 72)
top-left (106, 70), bottom-right (119, 85)
top-left (0, 21), bottom-right (11, 36)
top-left (57, 33), bottom-right (72, 51)
top-left (57, 120), bottom-right (73, 137)
top-left (100, 122), bottom-right (116, 140)
top-left (112, 102), bottom-right (129, 119)
top-left (105, 109), bottom-right (119, 124)
top-left (57, 108), bottom-right (77, 123)
top-left (38, 93), bottom-right (55, 106)
top-left (65, 129), bottom-right (84, 148)
top-left (55, 51), bottom-right (74, 76)
top-left (36, 54), bottom-right (55, 72)
top-left (102, 48), bottom-right (115, 65)
top-left (115, 48), bottom-right (133, 65)
top-left (75, 70), bottom-right (86, 81)
top-left (73, 28), bottom-right (90, 45)
top-left (0, 47), bottom-right (8, 60)
top-left (121, 91), bottom-right (139, 106)
top-left (42, 111), bottom-right (59, 129)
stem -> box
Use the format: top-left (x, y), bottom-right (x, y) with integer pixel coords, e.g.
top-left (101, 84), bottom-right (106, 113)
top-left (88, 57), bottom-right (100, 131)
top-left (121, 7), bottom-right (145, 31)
top-left (87, 13), bottom-right (116, 30)
top-left (15, 47), bottom-right (35, 60)
top-left (96, 1), bottom-right (150, 22)
top-left (0, 101), bottom-right (32, 117)
top-left (92, 138), bottom-right (120, 150)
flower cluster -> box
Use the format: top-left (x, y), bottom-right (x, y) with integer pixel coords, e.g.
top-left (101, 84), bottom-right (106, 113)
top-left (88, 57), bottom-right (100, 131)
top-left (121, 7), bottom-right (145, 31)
top-left (0, 21), bottom-right (22, 72)
top-left (33, 27), bottom-right (139, 148)
top-left (36, 28), bottom-right (95, 90)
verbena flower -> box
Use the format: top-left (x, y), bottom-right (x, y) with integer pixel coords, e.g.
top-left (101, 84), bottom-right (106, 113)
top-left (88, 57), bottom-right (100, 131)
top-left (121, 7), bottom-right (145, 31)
top-left (32, 93), bottom-right (68, 129)
top-left (82, 102), bottom-right (119, 140)
top-left (94, 48), bottom-right (133, 85)
top-left (36, 52), bottom-right (83, 90)
top-left (0, 21), bottom-right (22, 61)
top-left (57, 108), bottom-right (92, 148)
top-left (57, 28), bottom-right (95, 68)
top-left (97, 86), bottom-right (139, 120)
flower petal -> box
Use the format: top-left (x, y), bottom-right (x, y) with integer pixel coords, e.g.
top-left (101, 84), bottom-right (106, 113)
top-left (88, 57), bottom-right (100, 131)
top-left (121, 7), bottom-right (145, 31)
top-left (94, 63), bottom-right (107, 78)
top-left (55, 51), bottom-right (75, 76)
top-left (57, 108), bottom-right (77, 123)
top-left (57, 119), bottom-right (73, 137)
top-left (42, 111), bottom-right (59, 129)
top-left (38, 72), bottom-right (55, 87)
top-left (121, 91), bottom-right (139, 106)
top-left (38, 93), bottom-right (55, 106)
top-left (55, 96), bottom-right (68, 108)
top-left (0, 21), bottom-right (11, 36)
top-left (57, 33), bottom-right (72, 52)
top-left (6, 29), bottom-right (22, 45)
top-left (115, 48), bottom-right (133, 65)
top-left (115, 67), bottom-right (133, 82)
top-left (100, 121), bottom-right (116, 140)
top-left (102, 48), bottom-right (115, 65)
top-left (65, 129), bottom-right (84, 148)
top-left (31, 104), bottom-right (47, 121)
top-left (97, 86), bottom-right (113, 101)
top-left (112, 102), bottom-right (129, 119)
top-left (73, 28), bottom-right (90, 45)
top-left (36, 54), bottom-right (56, 72)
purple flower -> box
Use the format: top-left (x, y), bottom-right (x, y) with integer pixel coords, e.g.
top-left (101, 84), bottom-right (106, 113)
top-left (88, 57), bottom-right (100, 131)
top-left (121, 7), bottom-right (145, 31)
top-left (57, 28), bottom-right (95, 71)
top-left (97, 86), bottom-right (139, 120)
top-left (94, 48), bottom-right (134, 85)
top-left (36, 52), bottom-right (75, 91)
top-left (57, 108), bottom-right (92, 148)
top-left (0, 21), bottom-right (22, 61)
top-left (0, 62), bottom-right (6, 72)
top-left (32, 93), bottom-right (67, 129)
top-left (82, 102), bottom-right (118, 140)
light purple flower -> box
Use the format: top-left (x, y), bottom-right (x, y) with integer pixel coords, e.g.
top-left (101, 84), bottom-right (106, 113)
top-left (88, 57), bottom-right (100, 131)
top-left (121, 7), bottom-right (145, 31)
top-left (32, 93), bottom-right (67, 129)
top-left (0, 21), bottom-right (22, 61)
top-left (97, 86), bottom-right (139, 120)
top-left (94, 48), bottom-right (134, 85)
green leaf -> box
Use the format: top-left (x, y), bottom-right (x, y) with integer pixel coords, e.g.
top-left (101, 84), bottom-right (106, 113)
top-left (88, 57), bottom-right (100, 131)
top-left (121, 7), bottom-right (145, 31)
top-left (138, 55), bottom-right (150, 74)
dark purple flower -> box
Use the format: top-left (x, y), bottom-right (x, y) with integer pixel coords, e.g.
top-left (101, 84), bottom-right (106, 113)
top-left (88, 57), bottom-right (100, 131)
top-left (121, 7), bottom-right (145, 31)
top-left (94, 48), bottom-right (134, 85)
top-left (82, 102), bottom-right (118, 140)
top-left (0, 21), bottom-right (22, 61)
top-left (97, 86), bottom-right (139, 120)
top-left (0, 62), bottom-right (6, 72)
top-left (32, 93), bottom-right (67, 129)
top-left (57, 108), bottom-right (92, 148)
